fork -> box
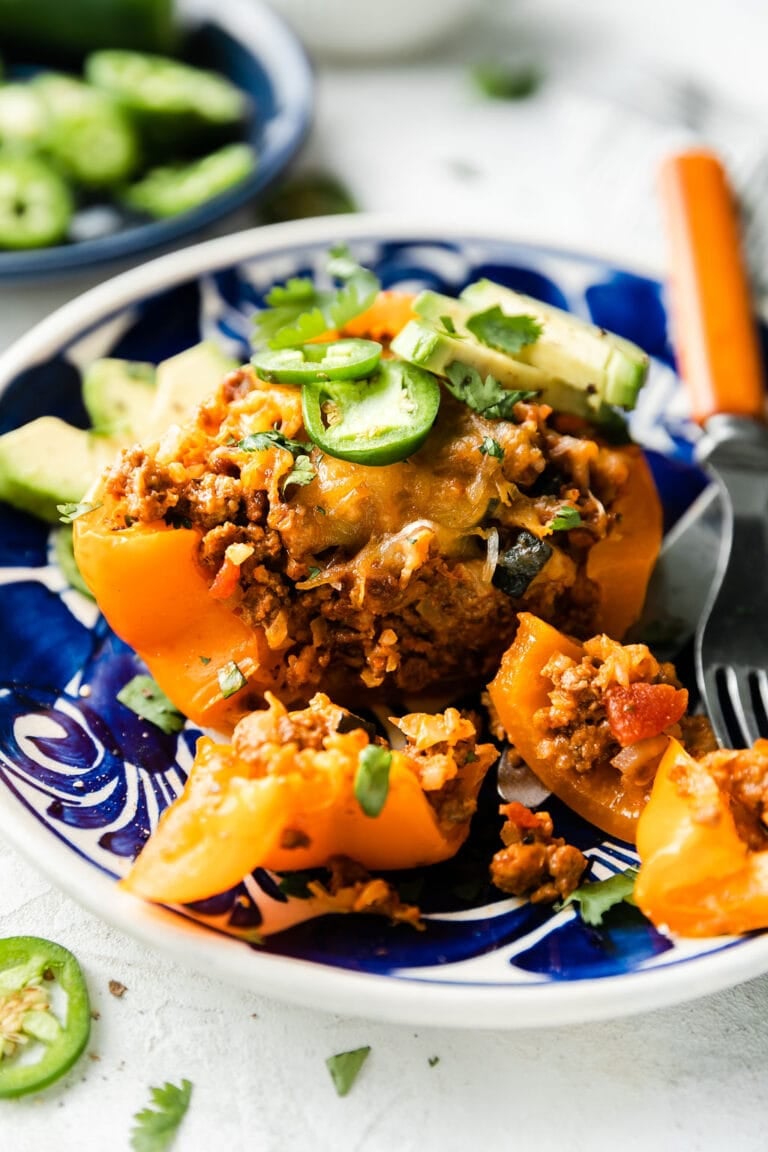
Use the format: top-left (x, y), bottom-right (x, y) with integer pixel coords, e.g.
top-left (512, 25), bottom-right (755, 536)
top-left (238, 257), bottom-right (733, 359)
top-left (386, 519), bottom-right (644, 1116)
top-left (660, 150), bottom-right (768, 748)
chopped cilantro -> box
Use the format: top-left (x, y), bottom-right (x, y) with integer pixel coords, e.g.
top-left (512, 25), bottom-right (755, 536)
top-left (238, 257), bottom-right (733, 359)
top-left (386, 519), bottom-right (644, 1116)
top-left (237, 430), bottom-right (311, 456)
top-left (471, 62), bottom-right (542, 101)
top-left (56, 500), bottom-right (101, 524)
top-left (550, 504), bottom-right (583, 531)
top-left (466, 306), bottom-right (542, 356)
top-left (258, 170), bottom-right (357, 224)
top-left (277, 871), bottom-right (316, 899)
top-left (444, 361), bottom-right (537, 419)
top-left (561, 868), bottom-right (639, 926)
top-left (354, 745), bottom-right (392, 817)
top-left (217, 660), bottom-right (247, 699)
top-left (253, 246), bottom-right (380, 350)
top-left (53, 526), bottom-right (94, 599)
top-left (199, 655), bottom-right (211, 665)
top-left (478, 436), bottom-right (504, 458)
top-left (130, 1078), bottom-right (192, 1152)
top-left (307, 565), bottom-right (321, 579)
top-left (326, 1047), bottom-right (371, 1097)
top-left (116, 675), bottom-right (185, 735)
top-left (282, 454), bottom-right (316, 493)
top-left (428, 1056), bottom-right (440, 1068)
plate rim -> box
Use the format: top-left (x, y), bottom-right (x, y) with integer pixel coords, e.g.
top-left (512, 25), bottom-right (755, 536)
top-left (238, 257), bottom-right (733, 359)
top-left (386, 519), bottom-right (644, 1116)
top-left (0, 0), bottom-right (315, 280)
top-left (2, 214), bottom-right (764, 1028)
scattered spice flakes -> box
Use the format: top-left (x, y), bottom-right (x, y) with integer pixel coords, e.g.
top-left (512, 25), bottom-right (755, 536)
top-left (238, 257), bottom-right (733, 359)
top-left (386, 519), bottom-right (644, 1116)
top-left (326, 1046), bottom-right (371, 1097)
top-left (109, 979), bottom-right (127, 998)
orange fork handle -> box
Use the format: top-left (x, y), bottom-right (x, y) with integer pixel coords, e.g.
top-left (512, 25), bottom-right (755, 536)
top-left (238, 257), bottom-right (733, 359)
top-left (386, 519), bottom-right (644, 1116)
top-left (659, 148), bottom-right (766, 423)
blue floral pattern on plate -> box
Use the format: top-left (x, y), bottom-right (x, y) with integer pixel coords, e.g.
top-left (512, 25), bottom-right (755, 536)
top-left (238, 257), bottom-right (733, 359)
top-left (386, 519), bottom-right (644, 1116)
top-left (0, 234), bottom-right (741, 1003)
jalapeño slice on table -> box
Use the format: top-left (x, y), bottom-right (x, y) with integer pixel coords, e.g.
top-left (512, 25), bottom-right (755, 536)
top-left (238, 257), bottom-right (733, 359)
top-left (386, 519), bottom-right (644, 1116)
top-left (301, 359), bottom-right (441, 465)
top-left (0, 936), bottom-right (91, 1097)
top-left (252, 339), bottom-right (382, 385)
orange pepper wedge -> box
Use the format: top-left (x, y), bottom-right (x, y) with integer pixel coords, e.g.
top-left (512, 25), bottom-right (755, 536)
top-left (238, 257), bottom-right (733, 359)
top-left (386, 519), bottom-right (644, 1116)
top-left (586, 445), bottom-right (663, 638)
top-left (73, 502), bottom-right (275, 731)
top-left (487, 612), bottom-right (654, 843)
top-left (635, 738), bottom-right (768, 936)
top-left (120, 700), bottom-right (497, 905)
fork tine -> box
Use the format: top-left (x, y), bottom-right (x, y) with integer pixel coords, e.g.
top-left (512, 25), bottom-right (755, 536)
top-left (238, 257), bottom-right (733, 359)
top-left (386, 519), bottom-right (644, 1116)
top-left (700, 664), bottom-right (732, 748)
top-left (725, 665), bottom-right (765, 747)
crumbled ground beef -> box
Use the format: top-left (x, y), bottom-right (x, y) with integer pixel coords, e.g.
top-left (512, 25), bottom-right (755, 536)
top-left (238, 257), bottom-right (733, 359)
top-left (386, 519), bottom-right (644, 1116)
top-left (490, 801), bottom-right (587, 902)
top-left (99, 368), bottom-right (645, 707)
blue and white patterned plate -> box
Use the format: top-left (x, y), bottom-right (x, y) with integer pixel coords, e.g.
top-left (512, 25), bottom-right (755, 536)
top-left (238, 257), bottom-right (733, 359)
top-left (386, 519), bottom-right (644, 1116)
top-left (0, 0), bottom-right (313, 280)
top-left (0, 218), bottom-right (762, 1029)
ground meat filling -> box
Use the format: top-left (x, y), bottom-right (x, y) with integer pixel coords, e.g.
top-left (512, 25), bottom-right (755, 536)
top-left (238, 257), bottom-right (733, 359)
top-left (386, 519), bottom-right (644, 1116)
top-left (533, 635), bottom-right (706, 790)
top-left (102, 369), bottom-right (637, 705)
top-left (490, 800), bottom-right (588, 902)
top-left (688, 740), bottom-right (768, 852)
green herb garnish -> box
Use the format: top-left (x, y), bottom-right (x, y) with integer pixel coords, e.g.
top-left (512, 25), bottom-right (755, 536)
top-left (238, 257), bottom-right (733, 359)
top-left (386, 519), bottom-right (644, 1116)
top-left (199, 655), bottom-right (211, 665)
top-left (237, 430), bottom-right (311, 456)
top-left (354, 745), bottom-right (392, 817)
top-left (466, 306), bottom-right (542, 356)
top-left (258, 170), bottom-right (357, 224)
top-left (254, 246), bottom-right (380, 350)
top-left (471, 62), bottom-right (542, 101)
top-left (217, 660), bottom-right (247, 699)
top-left (307, 565), bottom-right (321, 579)
top-left (326, 1047), bottom-right (371, 1097)
top-left (53, 526), bottom-right (94, 599)
top-left (130, 1078), bottom-right (192, 1152)
top-left (428, 1056), bottom-right (440, 1067)
top-left (560, 868), bottom-right (639, 926)
top-left (478, 436), bottom-right (504, 458)
top-left (116, 675), bottom-right (185, 735)
top-left (56, 500), bottom-right (101, 524)
top-left (550, 504), bottom-right (583, 531)
top-left (277, 871), bottom-right (317, 899)
top-left (444, 361), bottom-right (536, 420)
top-left (282, 454), bottom-right (316, 493)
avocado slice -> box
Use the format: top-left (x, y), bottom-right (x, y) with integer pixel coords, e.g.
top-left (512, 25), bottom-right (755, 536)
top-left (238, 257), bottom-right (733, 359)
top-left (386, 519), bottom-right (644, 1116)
top-left (82, 358), bottom-right (156, 437)
top-left (0, 417), bottom-right (121, 523)
top-left (394, 285), bottom-right (649, 422)
top-left (146, 341), bottom-right (236, 436)
top-left (456, 281), bottom-right (649, 409)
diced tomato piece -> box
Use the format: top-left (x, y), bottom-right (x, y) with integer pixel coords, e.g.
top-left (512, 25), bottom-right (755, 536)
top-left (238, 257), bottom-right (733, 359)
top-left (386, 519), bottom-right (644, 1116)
top-left (499, 800), bottom-right (541, 830)
top-left (209, 556), bottom-right (241, 600)
top-left (605, 683), bottom-right (688, 747)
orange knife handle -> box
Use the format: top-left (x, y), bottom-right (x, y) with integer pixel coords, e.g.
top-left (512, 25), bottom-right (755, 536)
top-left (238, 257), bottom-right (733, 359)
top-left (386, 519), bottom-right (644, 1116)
top-left (659, 148), bottom-right (766, 424)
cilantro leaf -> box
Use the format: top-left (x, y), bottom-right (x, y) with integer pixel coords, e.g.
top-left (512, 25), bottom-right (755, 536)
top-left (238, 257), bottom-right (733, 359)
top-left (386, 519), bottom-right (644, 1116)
top-left (550, 504), bottom-right (583, 531)
top-left (116, 675), bottom-right (185, 735)
top-left (217, 660), bottom-right (247, 699)
top-left (57, 500), bottom-right (102, 524)
top-left (478, 436), bottom-right (504, 458)
top-left (282, 454), bottom-right (316, 493)
top-left (354, 745), bottom-right (392, 817)
top-left (53, 526), bottom-right (94, 599)
top-left (471, 62), bottom-right (542, 101)
top-left (561, 868), bottom-right (639, 926)
top-left (466, 306), bottom-right (542, 356)
top-left (326, 1047), bottom-right (371, 1097)
top-left (277, 871), bottom-right (317, 899)
top-left (237, 430), bottom-right (311, 456)
top-left (130, 1079), bottom-right (192, 1152)
top-left (444, 361), bottom-right (536, 419)
top-left (253, 247), bottom-right (380, 350)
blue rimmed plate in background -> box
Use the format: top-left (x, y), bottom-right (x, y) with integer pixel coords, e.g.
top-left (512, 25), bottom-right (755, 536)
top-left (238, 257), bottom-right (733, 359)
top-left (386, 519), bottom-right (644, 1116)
top-left (0, 0), bottom-right (314, 280)
top-left (0, 216), bottom-right (759, 1029)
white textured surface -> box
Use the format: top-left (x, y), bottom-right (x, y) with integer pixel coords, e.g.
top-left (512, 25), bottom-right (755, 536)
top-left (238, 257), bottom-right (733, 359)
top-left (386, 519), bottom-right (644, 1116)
top-left (4, 2), bottom-right (768, 1148)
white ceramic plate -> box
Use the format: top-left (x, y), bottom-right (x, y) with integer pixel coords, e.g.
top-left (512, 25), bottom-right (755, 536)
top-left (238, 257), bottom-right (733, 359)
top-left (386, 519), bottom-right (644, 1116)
top-left (0, 216), bottom-right (762, 1028)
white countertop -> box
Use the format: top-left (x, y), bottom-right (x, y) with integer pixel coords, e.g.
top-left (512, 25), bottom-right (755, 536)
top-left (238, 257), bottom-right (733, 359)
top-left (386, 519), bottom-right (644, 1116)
top-left (5, 2), bottom-right (768, 1149)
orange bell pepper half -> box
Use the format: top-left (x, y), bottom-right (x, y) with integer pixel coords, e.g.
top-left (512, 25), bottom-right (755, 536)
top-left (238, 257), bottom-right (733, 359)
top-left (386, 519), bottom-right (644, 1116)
top-left (635, 738), bottom-right (768, 936)
top-left (73, 502), bottom-right (277, 731)
top-left (487, 612), bottom-right (672, 842)
top-left (586, 445), bottom-right (662, 638)
top-left (121, 693), bottom-right (498, 906)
